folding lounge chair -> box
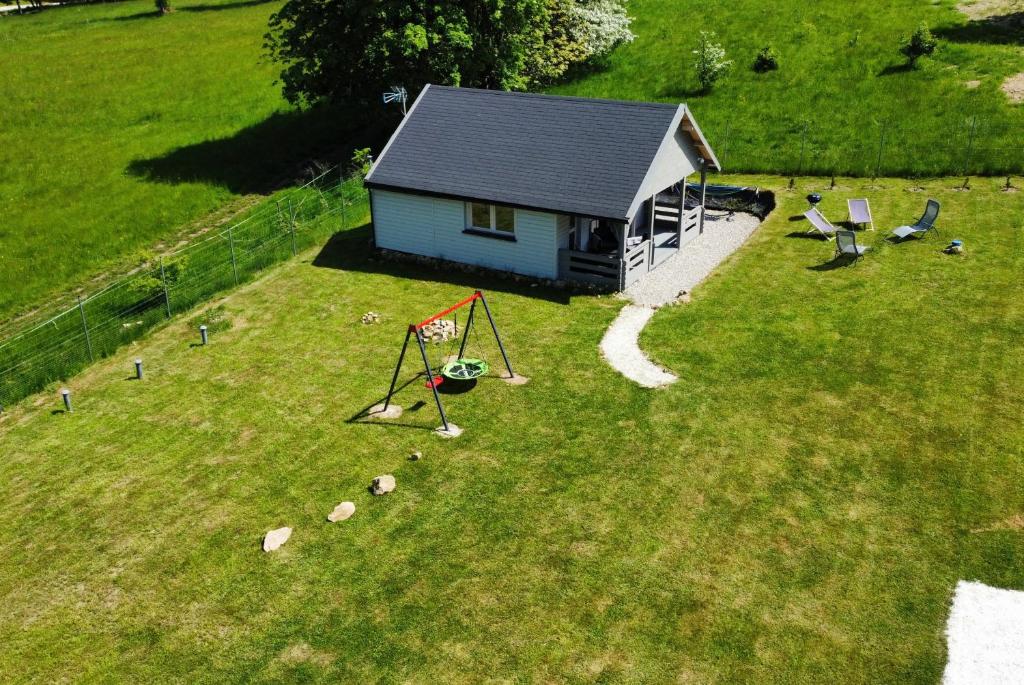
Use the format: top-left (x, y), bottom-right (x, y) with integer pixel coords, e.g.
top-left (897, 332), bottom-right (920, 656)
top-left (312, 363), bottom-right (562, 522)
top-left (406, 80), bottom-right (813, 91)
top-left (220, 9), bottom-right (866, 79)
top-left (803, 207), bottom-right (837, 240)
top-left (847, 198), bottom-right (874, 231)
top-left (835, 230), bottom-right (870, 263)
top-left (892, 199), bottom-right (940, 240)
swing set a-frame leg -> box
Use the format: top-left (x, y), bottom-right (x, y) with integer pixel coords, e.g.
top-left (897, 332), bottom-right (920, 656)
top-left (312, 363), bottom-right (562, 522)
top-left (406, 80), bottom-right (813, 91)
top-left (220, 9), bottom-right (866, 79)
top-left (383, 328), bottom-right (411, 411)
top-left (477, 291), bottom-right (515, 378)
top-left (415, 328), bottom-right (450, 432)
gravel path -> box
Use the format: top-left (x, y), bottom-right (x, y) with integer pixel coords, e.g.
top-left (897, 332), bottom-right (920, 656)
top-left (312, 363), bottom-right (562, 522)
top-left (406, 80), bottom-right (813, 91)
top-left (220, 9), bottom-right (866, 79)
top-left (599, 305), bottom-right (677, 388)
top-left (600, 211), bottom-right (762, 387)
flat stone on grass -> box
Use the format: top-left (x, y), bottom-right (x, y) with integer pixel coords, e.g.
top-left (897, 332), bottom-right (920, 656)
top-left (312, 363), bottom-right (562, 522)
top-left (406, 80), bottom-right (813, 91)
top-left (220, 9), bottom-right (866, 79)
top-left (434, 423), bottom-right (463, 438)
top-left (367, 403), bottom-right (402, 420)
top-left (327, 501), bottom-right (355, 522)
top-left (263, 526), bottom-right (292, 552)
top-left (371, 474), bottom-right (396, 495)
top-left (500, 373), bottom-right (530, 386)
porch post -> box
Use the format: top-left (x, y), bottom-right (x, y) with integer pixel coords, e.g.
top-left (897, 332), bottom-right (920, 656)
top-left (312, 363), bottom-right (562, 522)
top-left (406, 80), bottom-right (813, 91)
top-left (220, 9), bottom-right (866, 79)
top-left (646, 195), bottom-right (655, 271)
top-left (699, 159), bottom-right (708, 234)
top-left (676, 177), bottom-right (687, 249)
top-left (618, 221), bottom-right (627, 290)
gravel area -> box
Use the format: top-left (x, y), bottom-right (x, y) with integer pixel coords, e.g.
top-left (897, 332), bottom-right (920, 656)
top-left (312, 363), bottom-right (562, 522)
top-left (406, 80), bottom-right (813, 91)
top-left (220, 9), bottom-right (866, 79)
top-left (600, 211), bottom-right (762, 387)
top-left (624, 211), bottom-right (762, 307)
top-left (599, 305), bottom-right (677, 388)
top-left (944, 580), bottom-right (1024, 684)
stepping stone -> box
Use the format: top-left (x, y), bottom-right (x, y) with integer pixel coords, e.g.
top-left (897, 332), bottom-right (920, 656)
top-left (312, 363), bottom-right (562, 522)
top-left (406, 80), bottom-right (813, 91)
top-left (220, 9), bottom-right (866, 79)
top-left (327, 501), bottom-right (355, 522)
top-left (263, 527), bottom-right (292, 552)
top-left (371, 474), bottom-right (396, 495)
top-left (367, 403), bottom-right (402, 420)
top-left (434, 423), bottom-right (463, 438)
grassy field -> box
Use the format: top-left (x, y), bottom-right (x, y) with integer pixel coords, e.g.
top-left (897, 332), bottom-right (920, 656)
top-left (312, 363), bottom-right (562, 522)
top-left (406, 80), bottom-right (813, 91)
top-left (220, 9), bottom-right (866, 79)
top-left (1, 177), bottom-right (1021, 682)
top-left (553, 0), bottom-right (1024, 176)
top-left (3, 0), bottom-right (1022, 334)
top-left (0, 0), bottom-right (360, 320)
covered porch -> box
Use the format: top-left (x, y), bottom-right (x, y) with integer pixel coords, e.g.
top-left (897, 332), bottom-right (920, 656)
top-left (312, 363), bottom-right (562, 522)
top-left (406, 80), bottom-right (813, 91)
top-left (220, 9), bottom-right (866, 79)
top-left (557, 172), bottom-right (707, 290)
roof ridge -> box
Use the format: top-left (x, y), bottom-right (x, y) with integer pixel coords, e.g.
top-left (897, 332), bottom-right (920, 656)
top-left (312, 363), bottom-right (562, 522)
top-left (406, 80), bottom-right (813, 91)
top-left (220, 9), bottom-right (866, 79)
top-left (426, 84), bottom-right (681, 111)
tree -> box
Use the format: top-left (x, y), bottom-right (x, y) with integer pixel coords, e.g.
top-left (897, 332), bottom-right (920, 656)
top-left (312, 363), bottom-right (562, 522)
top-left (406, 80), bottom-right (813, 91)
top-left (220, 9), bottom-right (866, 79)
top-left (899, 23), bottom-right (937, 67)
top-left (526, 0), bottom-right (633, 84)
top-left (265, 0), bottom-right (633, 106)
top-left (693, 31), bottom-right (732, 93)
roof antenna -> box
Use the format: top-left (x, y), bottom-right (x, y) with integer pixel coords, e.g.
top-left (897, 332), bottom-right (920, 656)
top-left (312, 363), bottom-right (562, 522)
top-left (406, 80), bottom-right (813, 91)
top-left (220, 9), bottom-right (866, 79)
top-left (382, 86), bottom-right (408, 116)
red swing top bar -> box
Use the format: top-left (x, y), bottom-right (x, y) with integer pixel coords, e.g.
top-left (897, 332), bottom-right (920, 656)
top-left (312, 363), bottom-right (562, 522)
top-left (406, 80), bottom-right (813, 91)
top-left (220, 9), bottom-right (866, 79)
top-left (410, 291), bottom-right (482, 331)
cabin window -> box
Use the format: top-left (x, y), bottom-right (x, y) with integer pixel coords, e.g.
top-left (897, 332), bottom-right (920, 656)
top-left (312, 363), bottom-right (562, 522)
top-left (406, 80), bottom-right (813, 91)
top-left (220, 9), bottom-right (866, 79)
top-left (466, 202), bottom-right (516, 235)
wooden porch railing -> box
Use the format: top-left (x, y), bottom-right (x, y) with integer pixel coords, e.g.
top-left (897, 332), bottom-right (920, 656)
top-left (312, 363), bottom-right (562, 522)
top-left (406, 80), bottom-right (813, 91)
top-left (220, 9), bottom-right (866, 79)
top-left (557, 249), bottom-right (622, 287)
top-left (622, 240), bottom-right (650, 287)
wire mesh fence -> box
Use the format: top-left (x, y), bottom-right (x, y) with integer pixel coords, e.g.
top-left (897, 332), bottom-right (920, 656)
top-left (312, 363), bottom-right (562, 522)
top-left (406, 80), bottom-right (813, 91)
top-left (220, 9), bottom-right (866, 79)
top-left (0, 166), bottom-right (369, 409)
top-left (705, 115), bottom-right (1023, 178)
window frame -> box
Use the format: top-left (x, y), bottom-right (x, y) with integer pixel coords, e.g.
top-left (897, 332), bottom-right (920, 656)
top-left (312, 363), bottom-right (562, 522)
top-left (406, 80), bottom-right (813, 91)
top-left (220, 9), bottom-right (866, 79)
top-left (464, 201), bottom-right (517, 240)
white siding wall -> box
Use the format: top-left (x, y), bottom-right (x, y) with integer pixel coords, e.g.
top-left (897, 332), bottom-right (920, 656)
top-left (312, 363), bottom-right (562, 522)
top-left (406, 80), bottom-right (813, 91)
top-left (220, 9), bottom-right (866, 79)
top-left (372, 190), bottom-right (561, 279)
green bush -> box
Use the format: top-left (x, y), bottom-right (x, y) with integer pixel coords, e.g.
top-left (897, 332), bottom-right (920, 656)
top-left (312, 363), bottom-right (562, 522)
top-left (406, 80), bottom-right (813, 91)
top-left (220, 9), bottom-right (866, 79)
top-left (351, 147), bottom-right (373, 177)
top-left (752, 46), bottom-right (778, 72)
top-left (899, 23), bottom-right (937, 67)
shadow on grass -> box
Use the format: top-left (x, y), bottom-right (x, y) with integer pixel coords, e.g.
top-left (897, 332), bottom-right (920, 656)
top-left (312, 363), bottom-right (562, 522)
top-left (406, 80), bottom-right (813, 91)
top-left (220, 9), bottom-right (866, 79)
top-left (312, 225), bottom-right (573, 305)
top-left (935, 12), bottom-right (1024, 46)
top-left (878, 63), bottom-right (916, 77)
top-left (656, 84), bottom-right (708, 99)
top-left (786, 231), bottom-right (829, 240)
top-left (126, 106), bottom-right (388, 194)
top-left (807, 255), bottom-right (857, 271)
top-left (114, 0), bottom-right (274, 20)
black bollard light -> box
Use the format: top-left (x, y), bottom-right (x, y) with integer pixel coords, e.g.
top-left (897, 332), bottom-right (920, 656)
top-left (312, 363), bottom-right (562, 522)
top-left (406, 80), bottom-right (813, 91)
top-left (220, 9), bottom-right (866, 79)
top-left (60, 388), bottom-right (72, 413)
top-left (199, 325), bottom-right (208, 346)
top-left (134, 358), bottom-right (143, 380)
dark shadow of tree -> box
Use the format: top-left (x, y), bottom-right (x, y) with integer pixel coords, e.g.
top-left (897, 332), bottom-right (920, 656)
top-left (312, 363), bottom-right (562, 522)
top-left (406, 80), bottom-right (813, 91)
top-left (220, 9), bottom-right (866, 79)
top-left (114, 0), bottom-right (274, 20)
top-left (934, 12), bottom-right (1024, 46)
top-left (311, 225), bottom-right (572, 305)
top-left (878, 62), bottom-right (916, 77)
top-left (126, 105), bottom-right (389, 194)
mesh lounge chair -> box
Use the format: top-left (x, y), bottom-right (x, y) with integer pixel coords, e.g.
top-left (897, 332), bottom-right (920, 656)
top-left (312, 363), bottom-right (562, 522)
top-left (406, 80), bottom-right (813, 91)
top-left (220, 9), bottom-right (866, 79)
top-left (892, 199), bottom-right (940, 240)
top-left (803, 207), bottom-right (837, 240)
top-left (847, 198), bottom-right (875, 231)
top-left (835, 230), bottom-right (870, 263)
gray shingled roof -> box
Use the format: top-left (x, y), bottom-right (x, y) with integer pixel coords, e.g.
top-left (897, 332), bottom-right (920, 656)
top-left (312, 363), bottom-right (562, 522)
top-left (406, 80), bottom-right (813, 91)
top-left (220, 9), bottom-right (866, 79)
top-left (365, 86), bottom-right (684, 222)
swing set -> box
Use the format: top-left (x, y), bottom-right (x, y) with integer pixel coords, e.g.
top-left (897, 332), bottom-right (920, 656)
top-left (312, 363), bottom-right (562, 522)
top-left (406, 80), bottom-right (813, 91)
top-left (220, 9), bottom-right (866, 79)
top-left (382, 290), bottom-right (514, 433)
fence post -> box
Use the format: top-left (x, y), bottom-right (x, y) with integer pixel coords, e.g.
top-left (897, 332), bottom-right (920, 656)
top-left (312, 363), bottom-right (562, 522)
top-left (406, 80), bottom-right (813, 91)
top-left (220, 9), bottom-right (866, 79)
top-left (77, 296), bottom-right (94, 363)
top-left (873, 122), bottom-right (888, 179)
top-left (963, 116), bottom-right (978, 176)
top-left (797, 122), bottom-right (808, 176)
top-left (720, 120), bottom-right (731, 166)
top-left (340, 171), bottom-right (348, 228)
top-left (228, 227), bottom-right (238, 285)
top-left (160, 257), bottom-right (171, 318)
top-left (288, 198), bottom-right (297, 256)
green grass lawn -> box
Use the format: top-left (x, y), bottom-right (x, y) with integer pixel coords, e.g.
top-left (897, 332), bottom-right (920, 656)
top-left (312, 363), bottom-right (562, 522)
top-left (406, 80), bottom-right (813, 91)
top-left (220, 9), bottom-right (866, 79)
top-left (0, 0), bottom-right (359, 320)
top-left (552, 0), bottom-right (1024, 177)
top-left (1, 176), bottom-right (1022, 682)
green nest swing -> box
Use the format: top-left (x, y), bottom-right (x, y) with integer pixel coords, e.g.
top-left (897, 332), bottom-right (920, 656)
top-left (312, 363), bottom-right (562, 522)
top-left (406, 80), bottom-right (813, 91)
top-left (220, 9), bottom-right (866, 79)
top-left (440, 357), bottom-right (489, 381)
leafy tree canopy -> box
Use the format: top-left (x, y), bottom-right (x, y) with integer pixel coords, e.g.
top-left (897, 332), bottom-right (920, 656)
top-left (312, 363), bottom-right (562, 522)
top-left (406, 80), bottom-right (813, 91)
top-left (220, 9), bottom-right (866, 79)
top-left (266, 0), bottom-right (633, 106)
